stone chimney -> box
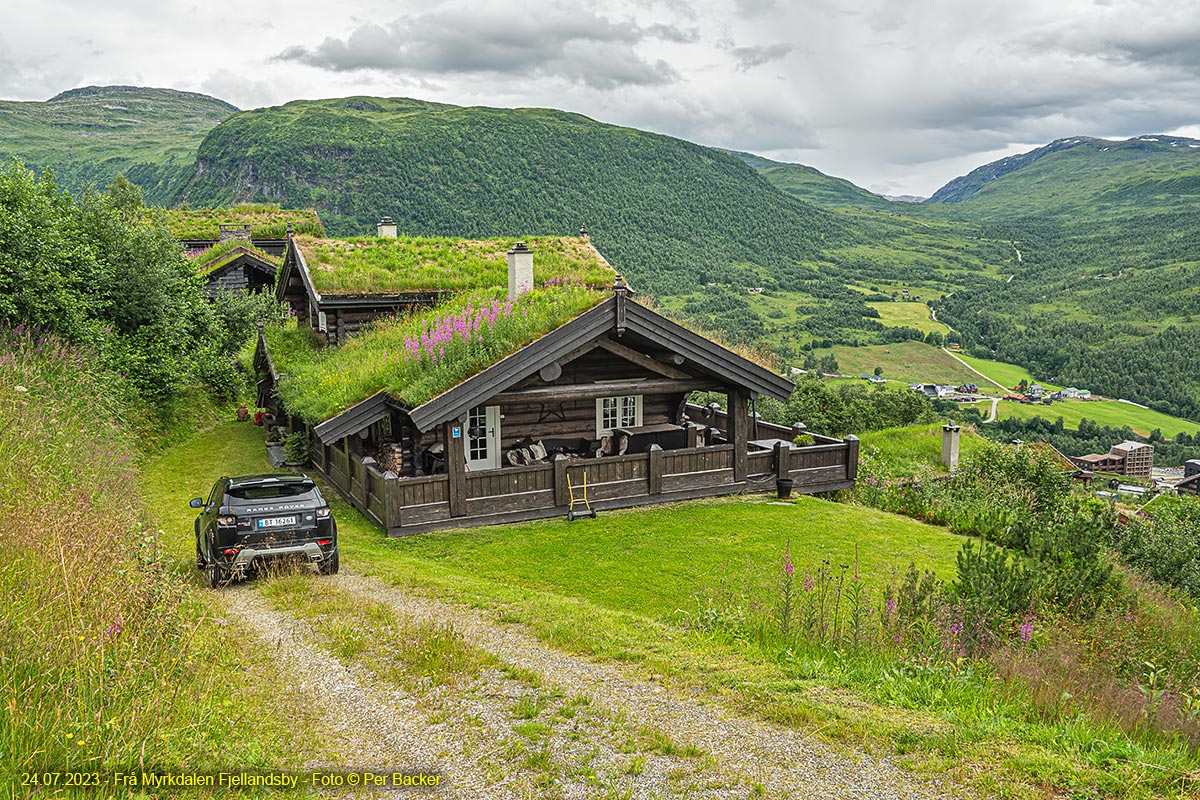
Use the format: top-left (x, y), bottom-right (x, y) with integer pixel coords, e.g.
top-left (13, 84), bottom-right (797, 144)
top-left (942, 423), bottom-right (961, 473)
top-left (507, 241), bottom-right (534, 300)
top-left (376, 216), bottom-right (397, 238)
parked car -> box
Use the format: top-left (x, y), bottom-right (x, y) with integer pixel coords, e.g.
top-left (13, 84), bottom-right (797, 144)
top-left (191, 473), bottom-right (338, 588)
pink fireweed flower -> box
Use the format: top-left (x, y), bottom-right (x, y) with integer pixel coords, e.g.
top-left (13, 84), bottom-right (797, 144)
top-left (1019, 620), bottom-right (1034, 642)
top-left (783, 538), bottom-right (794, 576)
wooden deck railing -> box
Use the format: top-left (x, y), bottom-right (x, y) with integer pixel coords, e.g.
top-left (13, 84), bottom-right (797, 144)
top-left (307, 431), bottom-right (859, 536)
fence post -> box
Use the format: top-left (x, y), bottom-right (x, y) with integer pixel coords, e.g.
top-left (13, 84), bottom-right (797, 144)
top-left (730, 389), bottom-right (749, 483)
top-left (774, 440), bottom-right (790, 481)
top-left (384, 474), bottom-right (403, 531)
top-left (553, 454), bottom-right (569, 506)
top-left (358, 457), bottom-right (376, 509)
top-left (845, 435), bottom-right (860, 482)
top-left (648, 445), bottom-right (663, 495)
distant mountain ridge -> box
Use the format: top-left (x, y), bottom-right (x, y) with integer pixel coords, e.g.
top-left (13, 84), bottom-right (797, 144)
top-left (0, 85), bottom-right (236, 203)
top-left (927, 134), bottom-right (1200, 208)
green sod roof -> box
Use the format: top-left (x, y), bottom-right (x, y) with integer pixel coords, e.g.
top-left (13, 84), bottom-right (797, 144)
top-left (267, 285), bottom-right (606, 422)
top-left (191, 240), bottom-right (281, 275)
top-left (296, 234), bottom-right (615, 296)
top-left (164, 204), bottom-right (324, 240)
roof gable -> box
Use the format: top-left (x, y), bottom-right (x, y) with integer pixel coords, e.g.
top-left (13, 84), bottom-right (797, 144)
top-left (406, 292), bottom-right (792, 431)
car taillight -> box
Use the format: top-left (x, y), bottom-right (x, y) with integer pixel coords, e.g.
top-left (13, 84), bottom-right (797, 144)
top-left (221, 547), bottom-right (239, 556)
top-left (316, 538), bottom-right (332, 546)
top-left (217, 515), bottom-right (237, 526)
top-left (316, 508), bottom-right (331, 519)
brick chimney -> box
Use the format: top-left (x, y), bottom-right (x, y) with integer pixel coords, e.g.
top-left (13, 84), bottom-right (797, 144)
top-left (507, 241), bottom-right (534, 300)
top-left (376, 216), bottom-right (397, 238)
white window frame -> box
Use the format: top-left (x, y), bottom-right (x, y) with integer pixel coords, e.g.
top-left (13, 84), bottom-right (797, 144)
top-left (596, 395), bottom-right (642, 437)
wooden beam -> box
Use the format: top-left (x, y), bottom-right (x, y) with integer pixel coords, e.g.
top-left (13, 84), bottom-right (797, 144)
top-left (443, 420), bottom-right (467, 517)
top-left (595, 338), bottom-right (690, 379)
top-left (730, 388), bottom-right (749, 482)
top-left (495, 378), bottom-right (719, 405)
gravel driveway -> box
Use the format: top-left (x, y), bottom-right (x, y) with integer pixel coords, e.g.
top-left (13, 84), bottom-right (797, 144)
top-left (226, 571), bottom-right (970, 799)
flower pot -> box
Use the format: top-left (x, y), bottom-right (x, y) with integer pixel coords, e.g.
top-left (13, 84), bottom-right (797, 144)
top-left (776, 478), bottom-right (794, 499)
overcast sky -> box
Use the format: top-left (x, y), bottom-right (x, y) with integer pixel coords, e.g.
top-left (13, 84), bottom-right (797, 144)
top-left (5, 0), bottom-right (1200, 196)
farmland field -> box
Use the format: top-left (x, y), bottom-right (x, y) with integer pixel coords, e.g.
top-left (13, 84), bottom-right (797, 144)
top-left (869, 301), bottom-right (948, 335)
top-left (995, 397), bottom-right (1200, 438)
top-left (953, 352), bottom-right (1061, 392)
top-left (826, 341), bottom-right (980, 385)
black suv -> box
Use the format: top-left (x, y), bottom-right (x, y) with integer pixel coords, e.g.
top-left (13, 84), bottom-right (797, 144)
top-left (191, 474), bottom-right (339, 587)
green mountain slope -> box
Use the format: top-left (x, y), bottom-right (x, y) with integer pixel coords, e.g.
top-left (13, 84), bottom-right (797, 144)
top-left (0, 86), bottom-right (236, 204)
top-left (726, 150), bottom-right (892, 210)
top-left (174, 97), bottom-right (842, 297)
top-left (927, 135), bottom-right (1200, 215)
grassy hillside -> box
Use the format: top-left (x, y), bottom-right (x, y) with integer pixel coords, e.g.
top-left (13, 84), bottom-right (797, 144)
top-left (726, 150), bottom-right (892, 210)
top-left (996, 397), bottom-right (1200, 439)
top-left (0, 85), bottom-right (235, 203)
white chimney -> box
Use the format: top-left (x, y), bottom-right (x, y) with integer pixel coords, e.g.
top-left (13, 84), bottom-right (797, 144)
top-left (507, 241), bottom-right (534, 300)
top-left (376, 216), bottom-right (397, 238)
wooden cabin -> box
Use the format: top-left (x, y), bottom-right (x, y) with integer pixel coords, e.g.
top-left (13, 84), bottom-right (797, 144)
top-left (195, 245), bottom-right (279, 297)
top-left (255, 233), bottom-right (859, 535)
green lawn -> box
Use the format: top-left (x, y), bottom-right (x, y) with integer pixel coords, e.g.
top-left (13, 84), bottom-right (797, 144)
top-left (826, 341), bottom-right (980, 385)
top-left (868, 301), bottom-right (947, 335)
top-left (996, 397), bottom-right (1200, 438)
top-left (389, 497), bottom-right (964, 619)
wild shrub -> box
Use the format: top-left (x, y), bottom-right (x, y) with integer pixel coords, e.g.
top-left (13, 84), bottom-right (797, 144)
top-left (1109, 496), bottom-right (1200, 599)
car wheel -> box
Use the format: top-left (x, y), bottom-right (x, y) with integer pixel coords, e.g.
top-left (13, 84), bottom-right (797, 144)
top-left (319, 548), bottom-right (340, 575)
top-left (206, 559), bottom-right (227, 589)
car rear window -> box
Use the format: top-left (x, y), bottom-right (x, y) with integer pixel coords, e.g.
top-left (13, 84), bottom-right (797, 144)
top-left (225, 482), bottom-right (318, 502)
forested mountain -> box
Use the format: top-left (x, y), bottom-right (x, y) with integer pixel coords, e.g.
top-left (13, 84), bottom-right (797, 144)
top-left (174, 97), bottom-right (843, 297)
top-left (0, 86), bottom-right (236, 204)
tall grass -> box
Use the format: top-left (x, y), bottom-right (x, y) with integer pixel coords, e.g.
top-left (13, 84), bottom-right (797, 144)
top-left (0, 327), bottom-right (294, 787)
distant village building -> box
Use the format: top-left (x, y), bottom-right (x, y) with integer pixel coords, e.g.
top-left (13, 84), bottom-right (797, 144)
top-left (1069, 440), bottom-right (1154, 479)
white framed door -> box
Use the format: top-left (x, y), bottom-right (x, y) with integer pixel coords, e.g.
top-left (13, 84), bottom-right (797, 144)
top-left (466, 405), bottom-right (501, 471)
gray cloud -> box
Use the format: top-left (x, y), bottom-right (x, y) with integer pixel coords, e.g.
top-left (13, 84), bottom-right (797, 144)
top-left (277, 5), bottom-right (686, 89)
top-left (731, 43), bottom-right (792, 71)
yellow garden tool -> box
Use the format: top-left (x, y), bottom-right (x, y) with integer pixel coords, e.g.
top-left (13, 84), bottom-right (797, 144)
top-left (566, 471), bottom-right (597, 521)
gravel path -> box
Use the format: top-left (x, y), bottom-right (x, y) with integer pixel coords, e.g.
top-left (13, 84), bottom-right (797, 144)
top-left (332, 571), bottom-right (969, 799)
top-left (225, 588), bottom-right (520, 799)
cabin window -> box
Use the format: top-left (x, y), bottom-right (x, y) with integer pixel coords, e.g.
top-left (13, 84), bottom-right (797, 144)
top-left (596, 395), bottom-right (642, 436)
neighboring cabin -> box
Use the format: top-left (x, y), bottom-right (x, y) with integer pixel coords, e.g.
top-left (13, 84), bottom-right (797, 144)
top-left (164, 204), bottom-right (324, 296)
top-left (255, 228), bottom-right (859, 535)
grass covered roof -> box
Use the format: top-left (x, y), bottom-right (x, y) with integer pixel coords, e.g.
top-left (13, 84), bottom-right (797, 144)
top-left (164, 204), bottom-right (324, 240)
top-left (266, 285), bottom-right (605, 422)
top-left (190, 240), bottom-right (281, 274)
top-left (296, 234), bottom-right (615, 295)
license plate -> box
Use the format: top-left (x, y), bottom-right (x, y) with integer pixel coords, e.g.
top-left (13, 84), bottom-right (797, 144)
top-left (257, 516), bottom-right (297, 529)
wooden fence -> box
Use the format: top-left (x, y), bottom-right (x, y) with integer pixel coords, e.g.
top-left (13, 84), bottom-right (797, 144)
top-left (314, 434), bottom-right (858, 537)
